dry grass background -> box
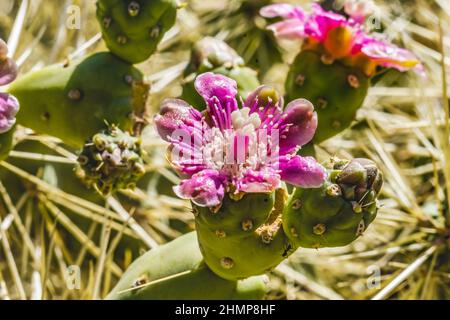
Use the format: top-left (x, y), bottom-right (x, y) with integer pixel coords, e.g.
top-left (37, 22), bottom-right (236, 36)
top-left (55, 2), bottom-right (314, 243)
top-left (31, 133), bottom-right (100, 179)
top-left (0, 0), bottom-right (449, 300)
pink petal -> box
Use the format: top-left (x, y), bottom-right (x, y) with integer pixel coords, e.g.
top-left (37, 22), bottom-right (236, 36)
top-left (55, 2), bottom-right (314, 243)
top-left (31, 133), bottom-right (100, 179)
top-left (280, 155), bottom-right (327, 188)
top-left (308, 3), bottom-right (347, 41)
top-left (0, 93), bottom-right (19, 134)
top-left (173, 170), bottom-right (226, 207)
top-left (195, 72), bottom-right (238, 131)
top-left (0, 58), bottom-right (18, 86)
top-left (279, 99), bottom-right (318, 154)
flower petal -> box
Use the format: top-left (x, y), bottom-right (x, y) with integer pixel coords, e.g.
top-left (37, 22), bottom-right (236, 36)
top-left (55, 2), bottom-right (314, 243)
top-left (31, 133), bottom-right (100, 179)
top-left (235, 169), bottom-right (281, 193)
top-left (280, 155), bottom-right (327, 188)
top-left (260, 4), bottom-right (305, 19)
top-left (361, 38), bottom-right (421, 72)
top-left (195, 72), bottom-right (238, 131)
top-left (0, 57), bottom-right (18, 86)
top-left (267, 20), bottom-right (307, 39)
top-left (173, 170), bottom-right (226, 207)
top-left (0, 93), bottom-right (19, 134)
top-left (279, 98), bottom-right (318, 154)
top-left (154, 98), bottom-right (203, 142)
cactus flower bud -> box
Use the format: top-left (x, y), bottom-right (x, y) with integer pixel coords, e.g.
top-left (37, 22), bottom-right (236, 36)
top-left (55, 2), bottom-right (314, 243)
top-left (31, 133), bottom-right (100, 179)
top-left (76, 126), bottom-right (145, 195)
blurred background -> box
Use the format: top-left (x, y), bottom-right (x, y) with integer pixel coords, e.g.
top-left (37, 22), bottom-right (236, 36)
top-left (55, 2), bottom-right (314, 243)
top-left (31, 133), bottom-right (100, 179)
top-left (0, 0), bottom-right (449, 300)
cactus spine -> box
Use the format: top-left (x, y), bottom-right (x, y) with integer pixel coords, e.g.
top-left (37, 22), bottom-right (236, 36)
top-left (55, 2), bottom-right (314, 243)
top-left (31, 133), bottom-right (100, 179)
top-left (96, 0), bottom-right (178, 64)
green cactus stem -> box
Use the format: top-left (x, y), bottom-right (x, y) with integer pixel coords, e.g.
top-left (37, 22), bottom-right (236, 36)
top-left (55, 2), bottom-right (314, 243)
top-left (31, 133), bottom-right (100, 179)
top-left (76, 125), bottom-right (146, 196)
top-left (8, 52), bottom-right (146, 149)
top-left (181, 37), bottom-right (260, 108)
top-left (286, 49), bottom-right (370, 143)
top-left (194, 190), bottom-right (296, 281)
top-left (96, 0), bottom-right (177, 64)
top-left (283, 158), bottom-right (383, 248)
top-left (106, 232), bottom-right (267, 300)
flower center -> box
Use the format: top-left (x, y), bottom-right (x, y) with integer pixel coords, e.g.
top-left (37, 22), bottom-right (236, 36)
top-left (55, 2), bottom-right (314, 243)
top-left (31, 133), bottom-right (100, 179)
top-left (231, 107), bottom-right (262, 134)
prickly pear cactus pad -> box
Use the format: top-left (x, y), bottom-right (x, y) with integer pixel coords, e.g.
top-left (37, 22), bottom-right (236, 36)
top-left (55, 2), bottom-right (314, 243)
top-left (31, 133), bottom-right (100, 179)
top-left (96, 0), bottom-right (178, 64)
top-left (261, 2), bottom-right (423, 142)
top-left (0, 39), bottom-right (19, 161)
top-left (76, 125), bottom-right (146, 196)
top-left (8, 52), bottom-right (145, 148)
top-left (284, 157), bottom-right (383, 249)
top-left (181, 37), bottom-right (260, 108)
top-left (155, 72), bottom-right (328, 279)
top-left (107, 232), bottom-right (267, 300)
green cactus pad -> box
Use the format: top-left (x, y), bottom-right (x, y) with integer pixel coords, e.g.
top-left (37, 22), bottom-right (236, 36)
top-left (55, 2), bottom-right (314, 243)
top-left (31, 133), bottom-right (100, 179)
top-left (96, 0), bottom-right (177, 64)
top-left (76, 126), bottom-right (145, 195)
top-left (106, 232), bottom-right (267, 300)
top-left (0, 126), bottom-right (14, 161)
top-left (283, 158), bottom-right (383, 248)
top-left (286, 50), bottom-right (370, 143)
top-left (8, 52), bottom-right (145, 149)
top-left (181, 37), bottom-right (260, 108)
top-left (194, 191), bottom-right (296, 281)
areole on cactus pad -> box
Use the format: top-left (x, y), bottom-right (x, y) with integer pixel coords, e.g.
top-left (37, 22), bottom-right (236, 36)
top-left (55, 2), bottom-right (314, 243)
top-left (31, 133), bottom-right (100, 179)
top-left (96, 0), bottom-right (178, 64)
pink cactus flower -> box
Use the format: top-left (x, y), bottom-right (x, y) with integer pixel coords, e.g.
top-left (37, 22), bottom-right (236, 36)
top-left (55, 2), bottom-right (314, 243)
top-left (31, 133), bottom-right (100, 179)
top-left (0, 39), bottom-right (19, 134)
top-left (260, 2), bottom-right (423, 76)
top-left (155, 72), bottom-right (327, 207)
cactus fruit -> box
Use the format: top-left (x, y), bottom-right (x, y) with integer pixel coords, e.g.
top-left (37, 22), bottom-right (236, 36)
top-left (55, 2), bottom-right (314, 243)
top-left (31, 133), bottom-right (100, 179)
top-left (96, 0), bottom-right (177, 64)
top-left (194, 190), bottom-right (296, 281)
top-left (283, 158), bottom-right (383, 248)
top-left (181, 37), bottom-right (260, 108)
top-left (8, 52), bottom-right (146, 149)
top-left (76, 125), bottom-right (146, 196)
top-left (107, 232), bottom-right (267, 300)
top-left (285, 49), bottom-right (369, 143)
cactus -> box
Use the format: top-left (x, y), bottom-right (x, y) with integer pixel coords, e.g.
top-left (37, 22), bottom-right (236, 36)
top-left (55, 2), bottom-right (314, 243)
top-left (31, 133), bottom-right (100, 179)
top-left (96, 0), bottom-right (177, 64)
top-left (194, 190), bottom-right (295, 281)
top-left (261, 2), bottom-right (422, 143)
top-left (283, 158), bottom-right (383, 248)
top-left (285, 49), bottom-right (369, 143)
top-left (107, 232), bottom-right (267, 300)
top-left (8, 52), bottom-right (146, 149)
top-left (76, 125), bottom-right (146, 195)
top-left (181, 37), bottom-right (260, 108)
